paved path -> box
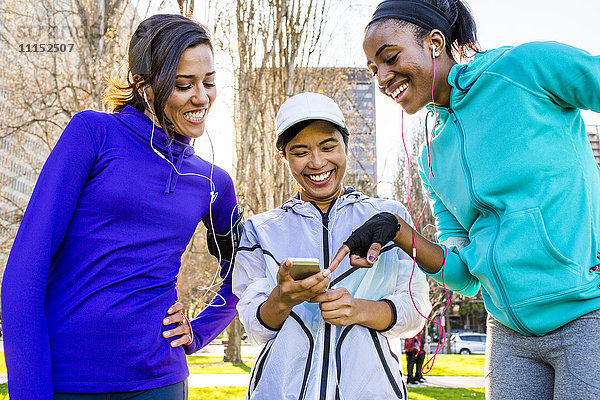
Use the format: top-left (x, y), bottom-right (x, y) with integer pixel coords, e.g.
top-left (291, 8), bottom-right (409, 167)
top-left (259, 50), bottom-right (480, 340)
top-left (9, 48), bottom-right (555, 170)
top-left (187, 374), bottom-right (484, 388)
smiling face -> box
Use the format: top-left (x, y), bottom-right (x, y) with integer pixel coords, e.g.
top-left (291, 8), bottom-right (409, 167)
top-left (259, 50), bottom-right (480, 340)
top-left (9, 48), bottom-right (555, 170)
top-left (363, 20), bottom-right (452, 114)
top-left (145, 44), bottom-right (216, 138)
top-left (284, 120), bottom-right (347, 207)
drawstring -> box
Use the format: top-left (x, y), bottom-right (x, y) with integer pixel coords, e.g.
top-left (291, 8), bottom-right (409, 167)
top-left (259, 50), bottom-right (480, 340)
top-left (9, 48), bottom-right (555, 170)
top-left (424, 109), bottom-right (434, 178)
top-left (171, 147), bottom-right (186, 192)
top-left (164, 144), bottom-right (174, 194)
top-left (165, 144), bottom-right (191, 193)
top-left (454, 65), bottom-right (474, 92)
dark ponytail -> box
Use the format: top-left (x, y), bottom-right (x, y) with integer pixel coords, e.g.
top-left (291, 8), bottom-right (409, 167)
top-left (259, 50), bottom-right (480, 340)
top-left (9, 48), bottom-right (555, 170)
top-left (442, 0), bottom-right (479, 59)
top-left (367, 0), bottom-right (480, 61)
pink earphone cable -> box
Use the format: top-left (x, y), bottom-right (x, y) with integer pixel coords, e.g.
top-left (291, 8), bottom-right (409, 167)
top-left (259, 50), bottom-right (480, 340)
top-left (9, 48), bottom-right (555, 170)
top-left (402, 53), bottom-right (450, 375)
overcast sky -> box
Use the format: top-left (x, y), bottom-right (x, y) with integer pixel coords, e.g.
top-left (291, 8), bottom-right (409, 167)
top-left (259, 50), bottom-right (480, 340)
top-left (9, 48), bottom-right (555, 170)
top-left (143, 0), bottom-right (600, 193)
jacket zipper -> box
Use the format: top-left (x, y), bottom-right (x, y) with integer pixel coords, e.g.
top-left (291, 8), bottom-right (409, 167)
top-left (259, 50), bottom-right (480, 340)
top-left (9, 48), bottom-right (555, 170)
top-left (314, 200), bottom-right (336, 400)
top-left (449, 108), bottom-right (532, 336)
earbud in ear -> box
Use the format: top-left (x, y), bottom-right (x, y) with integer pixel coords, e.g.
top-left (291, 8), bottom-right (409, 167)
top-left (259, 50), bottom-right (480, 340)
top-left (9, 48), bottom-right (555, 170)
top-left (142, 86), bottom-right (149, 103)
top-left (430, 44), bottom-right (440, 58)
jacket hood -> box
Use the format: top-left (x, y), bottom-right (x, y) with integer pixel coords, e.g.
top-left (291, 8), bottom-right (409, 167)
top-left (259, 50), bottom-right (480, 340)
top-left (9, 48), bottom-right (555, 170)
top-left (114, 105), bottom-right (196, 194)
top-left (448, 47), bottom-right (512, 99)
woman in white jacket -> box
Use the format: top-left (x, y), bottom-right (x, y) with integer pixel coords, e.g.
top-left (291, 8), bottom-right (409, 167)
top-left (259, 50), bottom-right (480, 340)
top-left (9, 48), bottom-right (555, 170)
top-left (232, 92), bottom-right (432, 400)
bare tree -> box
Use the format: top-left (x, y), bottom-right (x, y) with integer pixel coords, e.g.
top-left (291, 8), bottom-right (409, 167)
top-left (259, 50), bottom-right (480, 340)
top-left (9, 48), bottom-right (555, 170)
top-left (232, 0), bottom-right (328, 215)
top-left (190, 0), bottom-right (328, 364)
top-left (176, 0), bottom-right (194, 18)
top-left (0, 0), bottom-right (137, 270)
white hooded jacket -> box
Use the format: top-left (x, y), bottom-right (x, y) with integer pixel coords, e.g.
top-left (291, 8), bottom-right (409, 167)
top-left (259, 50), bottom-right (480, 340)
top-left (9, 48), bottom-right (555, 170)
top-left (233, 190), bottom-right (432, 400)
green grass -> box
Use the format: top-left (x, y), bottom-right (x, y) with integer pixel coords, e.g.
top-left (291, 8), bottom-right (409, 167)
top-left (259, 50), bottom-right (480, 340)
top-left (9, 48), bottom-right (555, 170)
top-left (189, 386), bottom-right (247, 400)
top-left (411, 354), bottom-right (484, 377)
top-left (186, 387), bottom-right (484, 400)
top-left (1, 350), bottom-right (484, 376)
top-left (408, 387), bottom-right (485, 399)
top-left (0, 384), bottom-right (484, 399)
top-left (185, 354), bottom-right (484, 377)
top-left (0, 353), bottom-right (484, 399)
top-left (186, 356), bottom-right (255, 374)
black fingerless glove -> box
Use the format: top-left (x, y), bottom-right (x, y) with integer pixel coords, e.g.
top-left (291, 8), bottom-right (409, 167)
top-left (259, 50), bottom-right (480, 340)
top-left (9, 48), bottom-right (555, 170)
top-left (343, 212), bottom-right (401, 257)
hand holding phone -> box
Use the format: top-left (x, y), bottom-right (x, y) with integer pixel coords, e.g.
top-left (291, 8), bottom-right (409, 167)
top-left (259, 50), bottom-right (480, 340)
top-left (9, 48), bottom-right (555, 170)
top-left (289, 257), bottom-right (321, 280)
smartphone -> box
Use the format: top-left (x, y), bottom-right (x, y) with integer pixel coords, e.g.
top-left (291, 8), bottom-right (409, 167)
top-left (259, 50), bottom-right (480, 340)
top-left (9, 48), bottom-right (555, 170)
top-left (289, 257), bottom-right (321, 280)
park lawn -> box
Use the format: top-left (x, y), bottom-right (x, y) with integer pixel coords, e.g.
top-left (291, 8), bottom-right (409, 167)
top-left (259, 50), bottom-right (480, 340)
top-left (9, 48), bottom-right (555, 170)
top-left (186, 354), bottom-right (484, 377)
top-left (187, 386), bottom-right (484, 400)
top-left (0, 384), bottom-right (485, 399)
top-left (189, 386), bottom-right (246, 399)
top-left (408, 387), bottom-right (485, 399)
top-left (0, 354), bottom-right (483, 398)
top-left (187, 356), bottom-right (255, 374)
top-left (415, 354), bottom-right (484, 377)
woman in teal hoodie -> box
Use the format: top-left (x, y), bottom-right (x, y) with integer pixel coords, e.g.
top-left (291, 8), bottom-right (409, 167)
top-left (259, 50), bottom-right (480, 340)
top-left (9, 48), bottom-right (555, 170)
top-left (330, 0), bottom-right (600, 398)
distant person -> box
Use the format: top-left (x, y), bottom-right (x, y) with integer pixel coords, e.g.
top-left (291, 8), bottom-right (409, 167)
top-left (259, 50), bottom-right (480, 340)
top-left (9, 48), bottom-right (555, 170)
top-left (233, 92), bottom-right (432, 399)
top-left (1, 15), bottom-right (241, 399)
top-left (404, 331), bottom-right (425, 384)
top-left (330, 0), bottom-right (600, 399)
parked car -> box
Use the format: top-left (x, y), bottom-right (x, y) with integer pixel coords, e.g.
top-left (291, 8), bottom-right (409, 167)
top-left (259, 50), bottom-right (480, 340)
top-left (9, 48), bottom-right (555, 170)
top-left (450, 332), bottom-right (486, 355)
top-left (221, 333), bottom-right (248, 347)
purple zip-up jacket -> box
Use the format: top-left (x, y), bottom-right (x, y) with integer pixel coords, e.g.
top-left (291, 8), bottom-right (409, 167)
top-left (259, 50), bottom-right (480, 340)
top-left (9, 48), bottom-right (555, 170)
top-left (1, 105), bottom-right (239, 398)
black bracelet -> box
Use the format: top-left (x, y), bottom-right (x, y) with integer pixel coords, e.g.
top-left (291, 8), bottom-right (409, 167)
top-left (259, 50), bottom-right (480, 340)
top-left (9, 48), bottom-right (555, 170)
top-left (377, 299), bottom-right (397, 333)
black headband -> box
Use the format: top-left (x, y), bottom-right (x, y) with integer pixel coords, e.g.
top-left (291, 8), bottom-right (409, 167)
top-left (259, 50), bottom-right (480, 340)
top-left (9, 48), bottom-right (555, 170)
top-left (369, 0), bottom-right (452, 43)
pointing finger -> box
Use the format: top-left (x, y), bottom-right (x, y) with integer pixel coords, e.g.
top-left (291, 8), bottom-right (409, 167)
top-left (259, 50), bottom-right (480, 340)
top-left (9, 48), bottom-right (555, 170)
top-left (329, 245), bottom-right (350, 272)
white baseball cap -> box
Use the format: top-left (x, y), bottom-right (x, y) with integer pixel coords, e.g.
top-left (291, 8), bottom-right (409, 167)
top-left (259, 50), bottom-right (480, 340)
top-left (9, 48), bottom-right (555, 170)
top-left (275, 92), bottom-right (349, 140)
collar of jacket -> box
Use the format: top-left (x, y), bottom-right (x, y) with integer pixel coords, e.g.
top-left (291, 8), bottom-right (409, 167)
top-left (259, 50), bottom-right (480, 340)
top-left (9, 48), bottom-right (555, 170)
top-left (114, 105), bottom-right (196, 194)
top-left (447, 47), bottom-right (512, 95)
top-left (115, 105), bottom-right (195, 159)
top-left (280, 188), bottom-right (365, 218)
top-left (424, 46), bottom-right (513, 137)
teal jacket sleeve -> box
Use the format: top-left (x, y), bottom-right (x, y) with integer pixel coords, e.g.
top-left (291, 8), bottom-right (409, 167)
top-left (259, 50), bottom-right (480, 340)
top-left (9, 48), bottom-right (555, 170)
top-left (418, 153), bottom-right (480, 297)
top-left (507, 42), bottom-right (600, 112)
top-left (426, 243), bottom-right (480, 298)
top-left (417, 153), bottom-right (470, 243)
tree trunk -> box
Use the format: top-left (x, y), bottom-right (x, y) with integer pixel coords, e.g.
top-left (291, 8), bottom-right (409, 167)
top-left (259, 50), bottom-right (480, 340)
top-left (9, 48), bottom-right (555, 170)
top-left (445, 306), bottom-right (452, 355)
top-left (224, 315), bottom-right (242, 363)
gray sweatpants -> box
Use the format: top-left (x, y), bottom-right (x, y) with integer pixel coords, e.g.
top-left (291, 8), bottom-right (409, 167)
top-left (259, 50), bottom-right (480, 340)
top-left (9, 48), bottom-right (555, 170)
top-left (485, 309), bottom-right (600, 400)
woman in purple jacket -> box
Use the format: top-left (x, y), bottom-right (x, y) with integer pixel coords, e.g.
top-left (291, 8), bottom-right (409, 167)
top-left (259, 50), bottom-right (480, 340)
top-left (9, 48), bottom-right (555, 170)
top-left (1, 15), bottom-right (241, 399)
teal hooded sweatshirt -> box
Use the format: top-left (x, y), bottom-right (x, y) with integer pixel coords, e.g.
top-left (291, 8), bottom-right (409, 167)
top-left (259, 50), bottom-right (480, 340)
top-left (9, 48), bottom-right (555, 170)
top-left (419, 42), bottom-right (600, 336)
